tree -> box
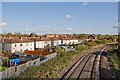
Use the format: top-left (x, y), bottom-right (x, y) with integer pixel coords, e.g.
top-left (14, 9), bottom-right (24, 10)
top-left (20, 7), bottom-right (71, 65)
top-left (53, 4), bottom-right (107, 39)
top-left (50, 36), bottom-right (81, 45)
top-left (54, 46), bottom-right (64, 56)
top-left (95, 40), bottom-right (105, 44)
top-left (6, 33), bottom-right (13, 37)
top-left (29, 32), bottom-right (37, 37)
top-left (78, 34), bottom-right (86, 38)
top-left (85, 40), bottom-right (97, 47)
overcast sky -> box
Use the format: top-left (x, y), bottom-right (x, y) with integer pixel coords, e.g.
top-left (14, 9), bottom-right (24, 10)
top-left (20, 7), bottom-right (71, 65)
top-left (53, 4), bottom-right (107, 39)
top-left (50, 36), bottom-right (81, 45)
top-left (0, 2), bottom-right (118, 35)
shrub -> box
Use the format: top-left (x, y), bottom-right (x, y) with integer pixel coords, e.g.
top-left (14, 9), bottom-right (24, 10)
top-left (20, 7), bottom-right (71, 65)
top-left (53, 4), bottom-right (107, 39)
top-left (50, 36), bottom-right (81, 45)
top-left (95, 40), bottom-right (105, 44)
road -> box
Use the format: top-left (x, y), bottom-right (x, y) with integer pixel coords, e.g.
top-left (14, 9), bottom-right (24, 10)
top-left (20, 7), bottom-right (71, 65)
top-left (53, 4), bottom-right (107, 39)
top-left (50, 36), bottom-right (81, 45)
top-left (60, 45), bottom-right (115, 80)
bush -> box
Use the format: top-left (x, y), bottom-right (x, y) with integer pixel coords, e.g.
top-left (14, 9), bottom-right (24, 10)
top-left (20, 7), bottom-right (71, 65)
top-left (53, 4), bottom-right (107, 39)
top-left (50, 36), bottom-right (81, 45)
top-left (0, 59), bottom-right (2, 66)
top-left (75, 44), bottom-right (89, 51)
top-left (110, 48), bottom-right (120, 78)
top-left (95, 40), bottom-right (105, 44)
top-left (85, 41), bottom-right (97, 47)
top-left (54, 46), bottom-right (64, 56)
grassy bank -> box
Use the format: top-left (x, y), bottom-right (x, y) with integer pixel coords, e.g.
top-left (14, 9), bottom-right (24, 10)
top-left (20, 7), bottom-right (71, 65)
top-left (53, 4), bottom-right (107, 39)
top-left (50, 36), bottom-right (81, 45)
top-left (109, 47), bottom-right (120, 78)
top-left (13, 45), bottom-right (90, 78)
top-left (0, 66), bottom-right (8, 72)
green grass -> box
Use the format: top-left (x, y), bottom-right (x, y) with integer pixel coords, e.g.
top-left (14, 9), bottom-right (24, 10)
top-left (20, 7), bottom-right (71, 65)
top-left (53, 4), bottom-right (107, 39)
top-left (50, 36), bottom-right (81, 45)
top-left (12, 44), bottom-right (90, 78)
top-left (109, 48), bottom-right (120, 78)
top-left (0, 66), bottom-right (8, 72)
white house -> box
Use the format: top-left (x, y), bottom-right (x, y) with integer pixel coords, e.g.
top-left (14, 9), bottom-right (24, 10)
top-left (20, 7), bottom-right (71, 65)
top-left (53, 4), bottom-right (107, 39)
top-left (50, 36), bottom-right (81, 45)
top-left (43, 38), bottom-right (52, 47)
top-left (68, 39), bottom-right (74, 45)
top-left (61, 38), bottom-right (79, 45)
top-left (61, 38), bottom-right (70, 45)
top-left (35, 40), bottom-right (45, 48)
top-left (3, 38), bottom-right (34, 53)
top-left (73, 39), bottom-right (79, 44)
top-left (51, 38), bottom-right (62, 46)
top-left (35, 38), bottom-right (51, 49)
top-left (2, 36), bottom-right (80, 53)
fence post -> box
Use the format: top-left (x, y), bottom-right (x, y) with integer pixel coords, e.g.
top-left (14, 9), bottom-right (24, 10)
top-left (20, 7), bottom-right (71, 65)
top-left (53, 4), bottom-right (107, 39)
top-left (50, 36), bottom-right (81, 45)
top-left (15, 62), bottom-right (17, 72)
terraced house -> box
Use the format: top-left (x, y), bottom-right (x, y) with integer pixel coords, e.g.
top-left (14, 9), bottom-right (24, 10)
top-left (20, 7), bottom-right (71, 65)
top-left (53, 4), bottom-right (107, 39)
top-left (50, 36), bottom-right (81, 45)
top-left (1, 36), bottom-right (82, 53)
top-left (61, 38), bottom-right (79, 45)
top-left (35, 38), bottom-right (52, 49)
top-left (51, 38), bottom-right (62, 46)
top-left (2, 38), bottom-right (34, 53)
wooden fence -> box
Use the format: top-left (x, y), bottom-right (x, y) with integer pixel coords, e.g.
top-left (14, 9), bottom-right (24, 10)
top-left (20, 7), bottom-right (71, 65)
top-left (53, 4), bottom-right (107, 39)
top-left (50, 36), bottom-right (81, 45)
top-left (0, 53), bottom-right (57, 79)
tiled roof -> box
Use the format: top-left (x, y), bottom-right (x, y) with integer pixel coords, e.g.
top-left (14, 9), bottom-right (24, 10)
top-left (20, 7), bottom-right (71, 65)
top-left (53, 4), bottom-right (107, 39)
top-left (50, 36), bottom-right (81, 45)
top-left (2, 37), bottom-right (80, 43)
top-left (35, 38), bottom-right (52, 41)
top-left (3, 39), bottom-right (33, 43)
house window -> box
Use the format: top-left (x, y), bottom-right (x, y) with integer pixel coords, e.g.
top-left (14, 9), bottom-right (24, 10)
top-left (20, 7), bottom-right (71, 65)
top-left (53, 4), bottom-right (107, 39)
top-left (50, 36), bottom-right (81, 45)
top-left (20, 44), bottom-right (22, 46)
top-left (15, 44), bottom-right (16, 47)
top-left (26, 43), bottom-right (28, 46)
top-left (31, 43), bottom-right (32, 45)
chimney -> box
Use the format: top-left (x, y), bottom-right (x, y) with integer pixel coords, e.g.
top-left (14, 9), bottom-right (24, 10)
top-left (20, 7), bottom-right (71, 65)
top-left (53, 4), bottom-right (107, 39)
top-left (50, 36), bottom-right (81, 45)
top-left (19, 37), bottom-right (22, 40)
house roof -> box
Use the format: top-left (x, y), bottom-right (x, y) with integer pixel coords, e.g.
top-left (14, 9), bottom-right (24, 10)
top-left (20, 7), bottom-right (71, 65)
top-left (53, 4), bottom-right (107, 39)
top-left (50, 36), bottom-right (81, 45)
top-left (61, 38), bottom-right (78, 40)
top-left (35, 38), bottom-right (52, 41)
top-left (1, 37), bottom-right (80, 43)
top-left (3, 39), bottom-right (33, 43)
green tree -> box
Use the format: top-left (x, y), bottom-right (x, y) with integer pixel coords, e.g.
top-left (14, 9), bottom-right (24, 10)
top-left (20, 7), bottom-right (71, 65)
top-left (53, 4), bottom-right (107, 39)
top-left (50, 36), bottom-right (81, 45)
top-left (78, 34), bottom-right (86, 38)
top-left (54, 46), bottom-right (63, 56)
top-left (95, 40), bottom-right (105, 44)
top-left (85, 40), bottom-right (97, 47)
top-left (29, 32), bottom-right (37, 37)
top-left (6, 33), bottom-right (13, 37)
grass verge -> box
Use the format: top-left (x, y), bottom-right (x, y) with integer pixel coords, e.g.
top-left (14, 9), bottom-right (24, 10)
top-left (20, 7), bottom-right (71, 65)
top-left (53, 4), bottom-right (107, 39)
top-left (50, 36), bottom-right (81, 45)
top-left (12, 45), bottom-right (90, 79)
top-left (0, 66), bottom-right (8, 72)
top-left (109, 47), bottom-right (120, 78)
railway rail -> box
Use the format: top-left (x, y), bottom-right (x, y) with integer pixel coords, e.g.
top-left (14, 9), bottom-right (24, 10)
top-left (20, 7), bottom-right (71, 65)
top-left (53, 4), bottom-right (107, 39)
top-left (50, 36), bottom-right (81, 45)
top-left (60, 45), bottom-right (113, 80)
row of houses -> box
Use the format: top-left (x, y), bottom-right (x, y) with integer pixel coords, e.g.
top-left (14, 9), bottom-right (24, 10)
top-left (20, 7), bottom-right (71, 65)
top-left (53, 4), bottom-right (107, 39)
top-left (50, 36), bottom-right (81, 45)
top-left (0, 37), bottom-right (81, 53)
top-left (0, 34), bottom-right (97, 53)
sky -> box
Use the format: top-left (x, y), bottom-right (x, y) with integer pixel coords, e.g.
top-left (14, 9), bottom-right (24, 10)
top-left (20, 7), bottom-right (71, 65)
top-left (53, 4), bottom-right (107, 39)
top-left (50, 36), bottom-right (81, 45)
top-left (1, 2), bottom-right (118, 35)
top-left (1, 0), bottom-right (120, 2)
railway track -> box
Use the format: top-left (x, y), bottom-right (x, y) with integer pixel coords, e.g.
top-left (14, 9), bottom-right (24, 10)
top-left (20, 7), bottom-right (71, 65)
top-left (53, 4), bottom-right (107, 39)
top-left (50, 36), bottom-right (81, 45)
top-left (60, 45), bottom-right (110, 80)
top-left (100, 46), bottom-right (116, 80)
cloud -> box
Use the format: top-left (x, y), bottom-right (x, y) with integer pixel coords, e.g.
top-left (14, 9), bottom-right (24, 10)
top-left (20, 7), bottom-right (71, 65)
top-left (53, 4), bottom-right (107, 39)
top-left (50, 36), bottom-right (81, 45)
top-left (65, 28), bottom-right (73, 31)
top-left (65, 14), bottom-right (74, 19)
top-left (82, 2), bottom-right (89, 6)
top-left (55, 20), bottom-right (61, 24)
top-left (0, 22), bottom-right (7, 27)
